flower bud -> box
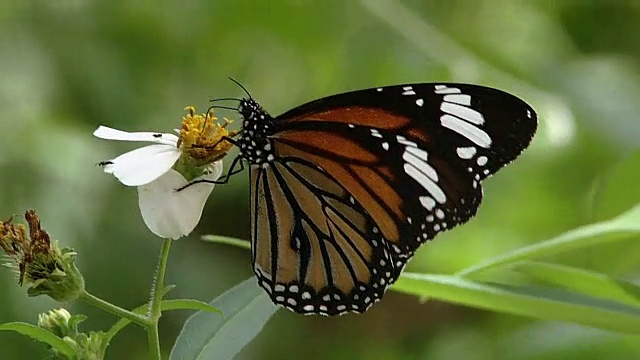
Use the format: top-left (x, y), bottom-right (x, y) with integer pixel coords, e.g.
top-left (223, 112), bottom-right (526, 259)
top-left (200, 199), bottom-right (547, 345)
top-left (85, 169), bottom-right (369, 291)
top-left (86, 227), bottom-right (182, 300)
top-left (0, 210), bottom-right (85, 302)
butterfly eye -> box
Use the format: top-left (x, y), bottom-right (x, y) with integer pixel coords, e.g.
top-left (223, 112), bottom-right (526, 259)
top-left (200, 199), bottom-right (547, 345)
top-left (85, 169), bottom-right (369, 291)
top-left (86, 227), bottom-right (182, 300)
top-left (225, 82), bottom-right (537, 315)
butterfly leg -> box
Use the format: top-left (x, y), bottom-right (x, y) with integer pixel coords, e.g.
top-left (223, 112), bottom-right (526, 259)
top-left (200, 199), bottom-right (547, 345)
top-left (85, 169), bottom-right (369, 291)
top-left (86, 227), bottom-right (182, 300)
top-left (175, 155), bottom-right (244, 191)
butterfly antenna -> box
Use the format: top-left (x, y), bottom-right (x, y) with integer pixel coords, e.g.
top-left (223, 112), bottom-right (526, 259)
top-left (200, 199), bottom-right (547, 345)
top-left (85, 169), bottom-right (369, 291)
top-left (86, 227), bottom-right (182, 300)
top-left (207, 105), bottom-right (238, 112)
top-left (229, 77), bottom-right (252, 99)
top-left (209, 97), bottom-right (242, 103)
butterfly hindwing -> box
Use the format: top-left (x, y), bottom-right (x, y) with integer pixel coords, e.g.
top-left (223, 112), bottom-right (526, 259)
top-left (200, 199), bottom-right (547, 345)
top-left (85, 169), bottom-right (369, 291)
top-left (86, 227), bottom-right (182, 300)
top-left (250, 160), bottom-right (400, 316)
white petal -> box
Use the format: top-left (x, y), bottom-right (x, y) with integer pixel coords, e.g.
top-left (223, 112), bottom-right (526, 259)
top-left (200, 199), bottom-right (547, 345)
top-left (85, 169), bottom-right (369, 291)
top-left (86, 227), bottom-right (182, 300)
top-left (103, 144), bottom-right (181, 186)
top-left (93, 126), bottom-right (179, 146)
top-left (137, 166), bottom-right (223, 239)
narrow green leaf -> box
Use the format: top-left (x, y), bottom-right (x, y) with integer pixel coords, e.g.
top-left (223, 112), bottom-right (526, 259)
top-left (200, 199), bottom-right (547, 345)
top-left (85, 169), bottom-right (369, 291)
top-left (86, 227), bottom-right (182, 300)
top-left (458, 204), bottom-right (640, 277)
top-left (512, 261), bottom-right (640, 307)
top-left (201, 235), bottom-right (251, 250)
top-left (161, 299), bottom-right (223, 316)
top-left (104, 299), bottom-right (221, 343)
top-left (170, 277), bottom-right (279, 360)
top-left (105, 305), bottom-right (149, 343)
top-left (0, 322), bottom-right (76, 358)
top-left (393, 273), bottom-right (640, 334)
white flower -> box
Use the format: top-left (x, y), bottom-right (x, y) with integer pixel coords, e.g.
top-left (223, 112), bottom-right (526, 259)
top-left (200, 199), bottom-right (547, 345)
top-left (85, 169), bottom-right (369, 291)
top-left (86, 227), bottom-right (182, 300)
top-left (137, 164), bottom-right (223, 240)
top-left (94, 108), bottom-right (236, 240)
top-left (93, 126), bottom-right (183, 187)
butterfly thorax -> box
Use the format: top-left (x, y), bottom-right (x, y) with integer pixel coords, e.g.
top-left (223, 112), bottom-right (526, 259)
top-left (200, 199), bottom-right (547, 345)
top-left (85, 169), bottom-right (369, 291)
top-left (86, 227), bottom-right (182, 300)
top-left (238, 99), bottom-right (276, 166)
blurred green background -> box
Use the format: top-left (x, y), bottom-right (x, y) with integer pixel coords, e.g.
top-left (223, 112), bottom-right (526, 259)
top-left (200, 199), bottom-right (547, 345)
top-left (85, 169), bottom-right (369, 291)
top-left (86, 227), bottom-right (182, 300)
top-left (1, 0), bottom-right (639, 359)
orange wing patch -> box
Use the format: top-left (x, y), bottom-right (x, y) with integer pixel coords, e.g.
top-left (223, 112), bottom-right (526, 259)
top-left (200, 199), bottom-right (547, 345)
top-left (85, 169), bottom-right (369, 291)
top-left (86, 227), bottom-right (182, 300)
top-left (281, 106), bottom-right (411, 130)
top-left (275, 130), bottom-right (379, 163)
top-left (274, 138), bottom-right (403, 243)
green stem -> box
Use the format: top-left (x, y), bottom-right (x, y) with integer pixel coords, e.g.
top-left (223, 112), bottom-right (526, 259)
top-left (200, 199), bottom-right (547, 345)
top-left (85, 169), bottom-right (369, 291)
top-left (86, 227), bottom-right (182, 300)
top-left (147, 238), bottom-right (173, 360)
top-left (79, 290), bottom-right (150, 327)
top-left (201, 235), bottom-right (251, 250)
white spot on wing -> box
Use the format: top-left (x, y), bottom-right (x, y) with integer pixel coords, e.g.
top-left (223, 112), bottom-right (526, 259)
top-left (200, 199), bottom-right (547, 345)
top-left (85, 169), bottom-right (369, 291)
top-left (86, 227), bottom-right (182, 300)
top-left (405, 145), bottom-right (428, 161)
top-left (477, 156), bottom-right (488, 166)
top-left (435, 85), bottom-right (461, 94)
top-left (441, 102), bottom-right (484, 125)
top-left (456, 146), bottom-right (477, 159)
top-left (441, 114), bottom-right (492, 148)
top-left (403, 150), bottom-right (438, 182)
top-left (444, 94), bottom-right (472, 106)
top-left (404, 163), bottom-right (446, 203)
top-left (382, 142), bottom-right (389, 150)
top-left (396, 135), bottom-right (417, 147)
top-left (416, 99), bottom-right (424, 107)
top-left (419, 196), bottom-right (436, 210)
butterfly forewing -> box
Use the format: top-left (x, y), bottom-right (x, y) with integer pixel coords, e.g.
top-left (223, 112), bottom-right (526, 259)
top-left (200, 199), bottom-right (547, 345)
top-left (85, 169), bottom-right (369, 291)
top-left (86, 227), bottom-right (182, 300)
top-left (238, 82), bottom-right (537, 315)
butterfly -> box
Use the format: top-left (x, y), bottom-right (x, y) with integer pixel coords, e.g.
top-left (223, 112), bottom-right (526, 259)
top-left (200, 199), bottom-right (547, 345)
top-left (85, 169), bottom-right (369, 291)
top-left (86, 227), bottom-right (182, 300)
top-left (206, 81), bottom-right (537, 316)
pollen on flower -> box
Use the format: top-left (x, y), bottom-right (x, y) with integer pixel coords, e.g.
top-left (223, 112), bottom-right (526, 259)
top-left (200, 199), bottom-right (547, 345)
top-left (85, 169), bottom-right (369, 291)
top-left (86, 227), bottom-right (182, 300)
top-left (178, 106), bottom-right (238, 165)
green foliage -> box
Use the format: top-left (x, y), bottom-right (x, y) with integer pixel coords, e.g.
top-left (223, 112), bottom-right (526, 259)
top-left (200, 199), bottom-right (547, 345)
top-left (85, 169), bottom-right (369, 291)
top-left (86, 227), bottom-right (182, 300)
top-left (0, 322), bottom-right (75, 359)
top-left (512, 262), bottom-right (640, 307)
top-left (458, 204), bottom-right (640, 277)
top-left (170, 278), bottom-right (278, 360)
top-left (104, 299), bottom-right (222, 345)
top-left (394, 274), bottom-right (640, 334)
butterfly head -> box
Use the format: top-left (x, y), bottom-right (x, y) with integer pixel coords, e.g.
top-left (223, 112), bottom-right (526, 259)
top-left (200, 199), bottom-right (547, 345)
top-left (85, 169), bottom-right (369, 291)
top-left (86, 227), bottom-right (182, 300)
top-left (237, 98), bottom-right (276, 166)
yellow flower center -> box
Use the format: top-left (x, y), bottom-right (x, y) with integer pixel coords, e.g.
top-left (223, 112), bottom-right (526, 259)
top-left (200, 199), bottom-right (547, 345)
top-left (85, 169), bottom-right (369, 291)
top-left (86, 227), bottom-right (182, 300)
top-left (178, 106), bottom-right (238, 165)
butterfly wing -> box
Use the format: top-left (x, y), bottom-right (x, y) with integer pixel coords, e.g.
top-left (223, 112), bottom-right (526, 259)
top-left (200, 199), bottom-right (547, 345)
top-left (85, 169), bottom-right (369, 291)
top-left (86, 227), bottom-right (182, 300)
top-left (250, 161), bottom-right (397, 315)
top-left (273, 83), bottom-right (537, 255)
top-left (250, 83), bottom-right (537, 315)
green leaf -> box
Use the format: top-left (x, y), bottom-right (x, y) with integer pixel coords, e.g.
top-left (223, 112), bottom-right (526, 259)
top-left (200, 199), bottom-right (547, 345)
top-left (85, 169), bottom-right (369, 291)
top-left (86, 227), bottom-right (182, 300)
top-left (512, 261), bottom-right (640, 307)
top-left (105, 305), bottom-right (149, 343)
top-left (0, 322), bottom-right (76, 358)
top-left (103, 299), bottom-right (221, 344)
top-left (393, 273), bottom-right (640, 334)
top-left (201, 235), bottom-right (251, 250)
top-left (169, 277), bottom-right (279, 360)
top-left (161, 299), bottom-right (223, 315)
top-left (457, 204), bottom-right (640, 277)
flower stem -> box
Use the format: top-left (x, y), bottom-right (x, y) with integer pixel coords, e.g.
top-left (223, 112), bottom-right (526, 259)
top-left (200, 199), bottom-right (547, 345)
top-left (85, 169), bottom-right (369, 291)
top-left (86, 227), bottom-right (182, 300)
top-left (79, 290), bottom-right (150, 327)
top-left (147, 238), bottom-right (172, 360)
